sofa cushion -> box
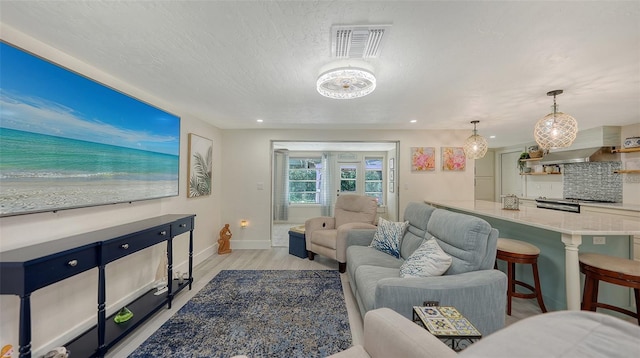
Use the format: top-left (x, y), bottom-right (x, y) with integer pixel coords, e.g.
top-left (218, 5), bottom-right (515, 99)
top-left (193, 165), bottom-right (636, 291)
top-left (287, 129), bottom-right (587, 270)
top-left (347, 246), bottom-right (404, 277)
top-left (347, 246), bottom-right (404, 297)
top-left (427, 209), bottom-right (493, 274)
top-left (399, 203), bottom-right (436, 259)
top-left (354, 265), bottom-right (401, 313)
top-left (399, 237), bottom-right (452, 278)
top-left (369, 217), bottom-right (408, 258)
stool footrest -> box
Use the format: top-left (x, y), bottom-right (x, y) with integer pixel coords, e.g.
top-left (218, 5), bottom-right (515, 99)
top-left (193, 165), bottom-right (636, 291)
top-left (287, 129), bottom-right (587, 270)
top-left (510, 280), bottom-right (538, 299)
top-left (591, 302), bottom-right (638, 319)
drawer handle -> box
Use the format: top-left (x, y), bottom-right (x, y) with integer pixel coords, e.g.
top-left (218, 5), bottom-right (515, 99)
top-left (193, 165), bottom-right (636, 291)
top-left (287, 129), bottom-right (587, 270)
top-left (159, 231), bottom-right (167, 236)
top-left (121, 243), bottom-right (129, 249)
top-left (68, 260), bottom-right (78, 267)
top-left (180, 223), bottom-right (186, 228)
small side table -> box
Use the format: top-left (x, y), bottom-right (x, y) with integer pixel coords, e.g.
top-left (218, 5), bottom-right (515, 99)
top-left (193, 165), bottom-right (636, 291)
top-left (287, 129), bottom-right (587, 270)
top-left (412, 306), bottom-right (482, 351)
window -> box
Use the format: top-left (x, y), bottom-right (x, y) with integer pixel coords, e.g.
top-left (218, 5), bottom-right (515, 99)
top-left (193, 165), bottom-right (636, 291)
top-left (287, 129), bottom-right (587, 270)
top-left (339, 164), bottom-right (357, 193)
top-left (288, 158), bottom-right (322, 203)
top-left (288, 156), bottom-right (385, 205)
top-left (365, 157), bottom-right (383, 205)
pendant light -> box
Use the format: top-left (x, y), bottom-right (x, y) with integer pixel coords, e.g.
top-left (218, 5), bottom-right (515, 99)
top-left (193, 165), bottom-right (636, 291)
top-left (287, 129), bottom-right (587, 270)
top-left (463, 120), bottom-right (488, 159)
top-left (533, 90), bottom-right (578, 150)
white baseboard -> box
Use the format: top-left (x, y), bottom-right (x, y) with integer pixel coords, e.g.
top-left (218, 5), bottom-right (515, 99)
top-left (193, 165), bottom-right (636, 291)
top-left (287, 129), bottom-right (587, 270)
top-left (230, 240), bottom-right (272, 250)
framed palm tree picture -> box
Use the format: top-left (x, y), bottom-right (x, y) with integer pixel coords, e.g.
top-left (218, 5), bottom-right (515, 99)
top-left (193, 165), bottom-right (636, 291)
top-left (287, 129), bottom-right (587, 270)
top-left (187, 133), bottom-right (212, 197)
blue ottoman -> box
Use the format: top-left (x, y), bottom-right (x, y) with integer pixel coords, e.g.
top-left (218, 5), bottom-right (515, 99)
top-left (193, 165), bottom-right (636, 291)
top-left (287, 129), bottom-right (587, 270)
top-left (288, 225), bottom-right (307, 259)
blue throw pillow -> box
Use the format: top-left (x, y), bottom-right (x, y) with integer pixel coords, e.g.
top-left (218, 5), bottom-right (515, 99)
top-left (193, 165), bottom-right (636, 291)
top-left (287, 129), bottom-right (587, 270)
top-left (369, 217), bottom-right (409, 258)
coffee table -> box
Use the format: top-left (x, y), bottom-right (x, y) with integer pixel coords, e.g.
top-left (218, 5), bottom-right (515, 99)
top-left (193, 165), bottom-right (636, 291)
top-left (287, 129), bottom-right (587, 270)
top-left (412, 306), bottom-right (482, 351)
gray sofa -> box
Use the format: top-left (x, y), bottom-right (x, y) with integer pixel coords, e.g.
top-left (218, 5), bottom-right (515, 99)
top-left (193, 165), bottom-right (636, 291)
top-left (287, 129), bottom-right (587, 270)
top-left (345, 202), bottom-right (507, 336)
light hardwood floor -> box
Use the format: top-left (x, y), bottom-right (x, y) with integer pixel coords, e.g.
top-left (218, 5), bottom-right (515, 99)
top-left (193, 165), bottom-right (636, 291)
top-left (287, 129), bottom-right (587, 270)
top-left (107, 248), bottom-right (543, 357)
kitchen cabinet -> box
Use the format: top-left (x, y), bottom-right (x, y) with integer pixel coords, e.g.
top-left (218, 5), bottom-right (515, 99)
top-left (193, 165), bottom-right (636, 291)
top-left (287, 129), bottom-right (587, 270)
top-left (474, 153), bottom-right (495, 201)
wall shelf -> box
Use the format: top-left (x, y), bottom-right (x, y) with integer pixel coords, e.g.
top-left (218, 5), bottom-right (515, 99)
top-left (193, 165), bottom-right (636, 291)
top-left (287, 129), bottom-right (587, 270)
top-left (614, 170), bottom-right (640, 174)
top-left (612, 147), bottom-right (640, 153)
top-left (520, 172), bottom-right (562, 176)
top-left (520, 158), bottom-right (543, 162)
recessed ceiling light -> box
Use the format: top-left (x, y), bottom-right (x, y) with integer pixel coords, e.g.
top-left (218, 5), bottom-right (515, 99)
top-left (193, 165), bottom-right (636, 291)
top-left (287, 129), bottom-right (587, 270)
top-left (410, 120), bottom-right (417, 123)
top-left (256, 119), bottom-right (263, 123)
top-left (489, 135), bottom-right (496, 139)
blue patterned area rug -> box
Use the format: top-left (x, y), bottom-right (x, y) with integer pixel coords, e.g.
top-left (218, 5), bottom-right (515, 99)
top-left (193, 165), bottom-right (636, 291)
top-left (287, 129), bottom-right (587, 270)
top-left (129, 270), bottom-right (352, 357)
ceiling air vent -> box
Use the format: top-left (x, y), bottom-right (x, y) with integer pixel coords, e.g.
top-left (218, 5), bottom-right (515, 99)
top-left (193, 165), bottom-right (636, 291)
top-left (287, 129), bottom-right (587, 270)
top-left (331, 25), bottom-right (391, 59)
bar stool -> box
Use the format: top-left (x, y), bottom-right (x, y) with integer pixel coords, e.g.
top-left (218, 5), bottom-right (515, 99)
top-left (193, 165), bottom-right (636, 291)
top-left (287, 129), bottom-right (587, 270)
top-left (579, 253), bottom-right (640, 325)
top-left (495, 238), bottom-right (547, 315)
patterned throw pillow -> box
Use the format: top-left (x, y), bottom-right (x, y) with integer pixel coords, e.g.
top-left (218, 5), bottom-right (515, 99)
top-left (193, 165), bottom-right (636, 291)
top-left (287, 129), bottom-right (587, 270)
top-left (369, 217), bottom-right (409, 258)
top-left (400, 237), bottom-right (452, 278)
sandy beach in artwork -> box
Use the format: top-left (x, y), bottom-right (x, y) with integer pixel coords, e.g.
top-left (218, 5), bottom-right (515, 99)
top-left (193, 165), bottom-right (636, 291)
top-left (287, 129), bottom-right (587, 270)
top-left (0, 179), bottom-right (178, 216)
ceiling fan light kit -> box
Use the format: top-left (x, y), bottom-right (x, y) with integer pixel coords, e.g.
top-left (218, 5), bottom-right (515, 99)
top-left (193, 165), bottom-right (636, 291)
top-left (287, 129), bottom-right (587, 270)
top-left (463, 120), bottom-right (488, 159)
top-left (316, 67), bottom-right (377, 99)
top-left (533, 89), bottom-right (578, 150)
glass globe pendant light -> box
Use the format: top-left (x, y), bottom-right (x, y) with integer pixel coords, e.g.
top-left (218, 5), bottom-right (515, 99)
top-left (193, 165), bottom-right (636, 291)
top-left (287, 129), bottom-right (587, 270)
top-left (463, 120), bottom-right (488, 159)
top-left (533, 90), bottom-right (578, 150)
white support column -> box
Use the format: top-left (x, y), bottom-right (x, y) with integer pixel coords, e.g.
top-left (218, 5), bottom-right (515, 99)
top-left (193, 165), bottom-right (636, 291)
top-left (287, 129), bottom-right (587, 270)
top-left (561, 233), bottom-right (583, 310)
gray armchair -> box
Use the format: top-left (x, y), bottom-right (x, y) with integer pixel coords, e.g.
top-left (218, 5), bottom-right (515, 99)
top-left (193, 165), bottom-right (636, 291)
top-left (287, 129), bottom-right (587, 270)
top-left (305, 194), bottom-right (378, 272)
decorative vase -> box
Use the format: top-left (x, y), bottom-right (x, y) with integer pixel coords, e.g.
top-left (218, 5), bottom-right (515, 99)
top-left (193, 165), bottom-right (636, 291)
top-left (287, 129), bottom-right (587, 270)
top-left (623, 137), bottom-right (640, 149)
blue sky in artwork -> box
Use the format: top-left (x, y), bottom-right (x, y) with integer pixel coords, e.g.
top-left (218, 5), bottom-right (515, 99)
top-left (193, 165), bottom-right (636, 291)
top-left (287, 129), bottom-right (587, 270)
top-left (0, 42), bottom-right (180, 155)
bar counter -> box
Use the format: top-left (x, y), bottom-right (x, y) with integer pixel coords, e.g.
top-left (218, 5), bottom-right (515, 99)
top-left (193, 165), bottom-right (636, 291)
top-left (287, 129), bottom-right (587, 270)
top-left (424, 199), bottom-right (640, 310)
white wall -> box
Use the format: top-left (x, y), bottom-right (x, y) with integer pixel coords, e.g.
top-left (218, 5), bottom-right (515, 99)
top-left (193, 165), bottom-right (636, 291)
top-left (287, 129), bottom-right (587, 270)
top-left (0, 27), bottom-right (222, 355)
top-left (0, 24), bottom-right (476, 356)
top-left (221, 129), bottom-right (475, 249)
top-left (621, 123), bottom-right (640, 205)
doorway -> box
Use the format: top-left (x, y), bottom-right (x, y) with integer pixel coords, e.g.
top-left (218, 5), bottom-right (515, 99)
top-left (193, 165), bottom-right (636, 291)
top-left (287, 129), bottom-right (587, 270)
top-left (501, 150), bottom-right (522, 197)
top-left (271, 141), bottom-right (399, 247)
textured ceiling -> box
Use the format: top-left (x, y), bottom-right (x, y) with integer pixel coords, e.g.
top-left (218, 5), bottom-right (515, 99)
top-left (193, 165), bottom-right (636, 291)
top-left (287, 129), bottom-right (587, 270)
top-left (1, 1), bottom-right (639, 148)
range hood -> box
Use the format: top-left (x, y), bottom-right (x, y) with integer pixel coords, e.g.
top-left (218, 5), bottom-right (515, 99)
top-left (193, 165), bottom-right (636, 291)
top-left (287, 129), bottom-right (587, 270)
top-left (539, 147), bottom-right (617, 165)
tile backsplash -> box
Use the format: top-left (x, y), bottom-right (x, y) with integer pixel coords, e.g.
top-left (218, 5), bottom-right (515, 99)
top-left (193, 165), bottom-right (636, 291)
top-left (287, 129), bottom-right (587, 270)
top-left (563, 162), bottom-right (622, 202)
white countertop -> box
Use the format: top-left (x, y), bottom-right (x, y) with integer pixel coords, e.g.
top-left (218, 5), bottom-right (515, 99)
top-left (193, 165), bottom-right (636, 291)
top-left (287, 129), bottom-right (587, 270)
top-left (424, 199), bottom-right (640, 236)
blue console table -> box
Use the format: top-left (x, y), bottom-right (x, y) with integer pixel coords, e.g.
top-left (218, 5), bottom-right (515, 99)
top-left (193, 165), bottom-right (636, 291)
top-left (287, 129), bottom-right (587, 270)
top-left (0, 214), bottom-right (196, 358)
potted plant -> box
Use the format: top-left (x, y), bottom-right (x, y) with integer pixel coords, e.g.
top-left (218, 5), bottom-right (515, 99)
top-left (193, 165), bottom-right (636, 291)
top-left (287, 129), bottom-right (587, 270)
top-left (518, 152), bottom-right (530, 173)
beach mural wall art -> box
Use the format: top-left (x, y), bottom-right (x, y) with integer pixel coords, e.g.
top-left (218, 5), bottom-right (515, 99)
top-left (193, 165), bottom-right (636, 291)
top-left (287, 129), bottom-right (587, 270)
top-left (0, 42), bottom-right (181, 217)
